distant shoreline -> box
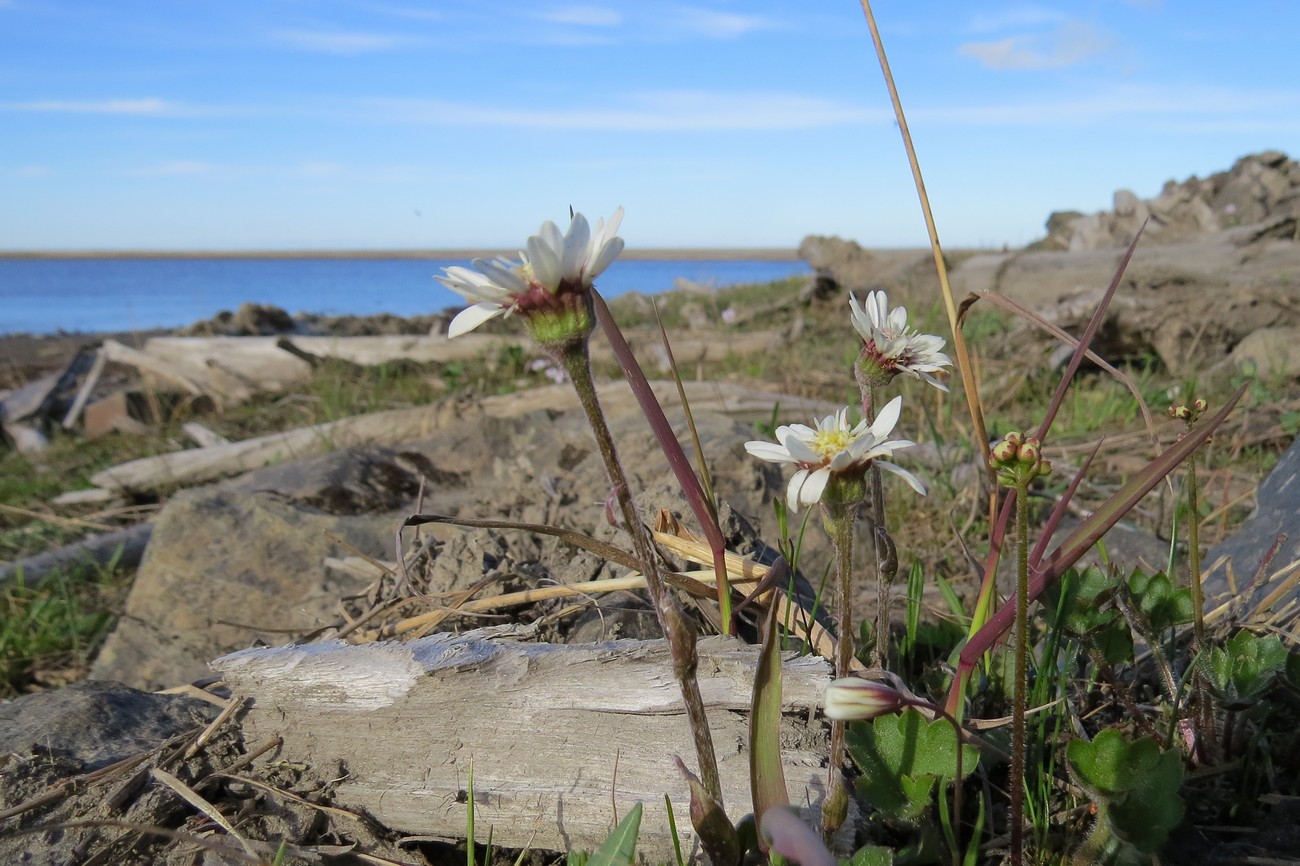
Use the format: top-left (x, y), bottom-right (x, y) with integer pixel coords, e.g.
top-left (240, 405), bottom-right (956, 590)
top-left (0, 248), bottom-right (803, 262)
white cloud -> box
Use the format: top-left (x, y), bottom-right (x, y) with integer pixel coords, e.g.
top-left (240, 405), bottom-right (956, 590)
top-left (272, 29), bottom-right (417, 54)
top-left (959, 21), bottom-right (1113, 70)
top-left (2, 98), bottom-right (180, 115)
top-left (366, 90), bottom-right (878, 131)
top-left (296, 161), bottom-right (344, 176)
top-left (125, 161), bottom-right (217, 176)
top-left (536, 5), bottom-right (622, 27)
top-left (672, 6), bottom-right (777, 39)
top-left (915, 84), bottom-right (1300, 128)
top-left (967, 6), bottom-right (1067, 34)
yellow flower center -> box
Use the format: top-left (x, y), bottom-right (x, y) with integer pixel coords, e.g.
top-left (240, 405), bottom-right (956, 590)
top-left (810, 428), bottom-right (854, 459)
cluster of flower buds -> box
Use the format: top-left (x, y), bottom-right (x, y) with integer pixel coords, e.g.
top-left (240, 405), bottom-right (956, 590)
top-left (989, 431), bottom-right (1052, 488)
top-left (1168, 398), bottom-right (1208, 424)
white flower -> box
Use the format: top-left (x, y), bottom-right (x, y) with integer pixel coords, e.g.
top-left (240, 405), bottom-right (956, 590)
top-left (744, 396), bottom-right (925, 513)
top-left (437, 208), bottom-right (625, 338)
top-left (849, 290), bottom-right (952, 390)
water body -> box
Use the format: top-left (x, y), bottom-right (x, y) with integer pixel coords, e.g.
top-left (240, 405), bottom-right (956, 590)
top-left (0, 256), bottom-right (810, 335)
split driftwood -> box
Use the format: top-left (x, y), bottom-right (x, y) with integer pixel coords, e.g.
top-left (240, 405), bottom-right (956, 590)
top-left (213, 629), bottom-right (838, 864)
top-left (136, 333), bottom-right (514, 394)
top-left (82, 381), bottom-right (836, 495)
top-left (0, 522), bottom-right (152, 590)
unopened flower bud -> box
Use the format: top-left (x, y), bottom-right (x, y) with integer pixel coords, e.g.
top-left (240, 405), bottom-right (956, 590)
top-left (1193, 398), bottom-right (1208, 413)
top-left (1037, 459), bottom-right (1053, 477)
top-left (824, 677), bottom-right (905, 720)
top-left (991, 438), bottom-right (1019, 465)
top-left (1017, 438), bottom-right (1041, 466)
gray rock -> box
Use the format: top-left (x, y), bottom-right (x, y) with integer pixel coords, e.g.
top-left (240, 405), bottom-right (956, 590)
top-left (0, 680), bottom-right (216, 771)
top-left (90, 486), bottom-right (396, 689)
top-left (1201, 434), bottom-right (1300, 611)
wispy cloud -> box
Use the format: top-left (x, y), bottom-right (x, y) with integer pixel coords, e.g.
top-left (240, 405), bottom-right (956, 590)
top-left (958, 21), bottom-right (1114, 70)
top-left (366, 90), bottom-right (877, 131)
top-left (672, 6), bottom-right (777, 39)
top-left (271, 29), bottom-right (418, 54)
top-left (124, 160), bottom-right (218, 176)
top-left (916, 84), bottom-right (1300, 128)
top-left (1, 98), bottom-right (182, 115)
top-left (535, 5), bottom-right (621, 27)
top-left (967, 6), bottom-right (1067, 33)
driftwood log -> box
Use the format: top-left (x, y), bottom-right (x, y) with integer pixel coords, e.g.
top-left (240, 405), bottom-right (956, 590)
top-left (213, 630), bottom-right (838, 864)
top-left (84, 381), bottom-right (836, 494)
top-left (0, 522), bottom-right (152, 590)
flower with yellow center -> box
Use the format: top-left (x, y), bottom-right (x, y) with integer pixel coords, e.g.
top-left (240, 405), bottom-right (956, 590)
top-left (744, 397), bottom-right (925, 513)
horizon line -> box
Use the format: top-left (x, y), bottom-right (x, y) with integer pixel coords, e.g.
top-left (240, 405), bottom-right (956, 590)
top-left (0, 246), bottom-right (814, 262)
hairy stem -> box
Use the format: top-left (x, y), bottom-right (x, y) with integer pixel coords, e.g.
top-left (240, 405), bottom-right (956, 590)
top-left (557, 344), bottom-right (722, 804)
top-left (1010, 480), bottom-right (1030, 866)
top-left (822, 502), bottom-right (857, 837)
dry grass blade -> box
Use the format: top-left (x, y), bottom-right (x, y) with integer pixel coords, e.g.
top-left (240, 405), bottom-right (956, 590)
top-left (150, 767), bottom-right (259, 861)
top-left (184, 695), bottom-right (245, 760)
top-left (210, 772), bottom-right (372, 824)
top-left (856, 0), bottom-right (989, 468)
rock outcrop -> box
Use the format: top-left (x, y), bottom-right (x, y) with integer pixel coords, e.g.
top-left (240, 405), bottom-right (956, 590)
top-left (1036, 151), bottom-right (1300, 252)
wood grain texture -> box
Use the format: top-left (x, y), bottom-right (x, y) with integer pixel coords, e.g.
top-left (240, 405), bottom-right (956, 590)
top-left (213, 630), bottom-right (837, 863)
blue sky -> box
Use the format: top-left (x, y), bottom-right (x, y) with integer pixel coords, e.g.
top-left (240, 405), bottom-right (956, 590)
top-left (1, 1), bottom-right (1296, 251)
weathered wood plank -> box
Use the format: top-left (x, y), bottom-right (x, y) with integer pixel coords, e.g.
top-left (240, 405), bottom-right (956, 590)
top-left (213, 632), bottom-right (837, 864)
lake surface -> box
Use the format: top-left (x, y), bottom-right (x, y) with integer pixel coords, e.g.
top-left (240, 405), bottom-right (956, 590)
top-left (0, 257), bottom-right (810, 335)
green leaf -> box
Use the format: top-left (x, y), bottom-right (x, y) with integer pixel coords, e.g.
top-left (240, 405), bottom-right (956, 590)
top-left (1041, 567), bottom-right (1132, 665)
top-left (848, 844), bottom-right (894, 866)
top-left (1206, 631), bottom-right (1289, 706)
top-left (1126, 569), bottom-right (1193, 632)
top-left (587, 803), bottom-right (642, 866)
top-left (846, 709), bottom-right (977, 824)
top-left (1067, 730), bottom-right (1184, 855)
top-left (750, 561), bottom-right (790, 823)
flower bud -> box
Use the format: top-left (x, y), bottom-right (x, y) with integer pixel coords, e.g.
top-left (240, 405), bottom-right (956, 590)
top-left (1017, 438), bottom-right (1041, 466)
top-left (990, 438), bottom-right (1019, 465)
top-left (823, 677), bottom-right (905, 720)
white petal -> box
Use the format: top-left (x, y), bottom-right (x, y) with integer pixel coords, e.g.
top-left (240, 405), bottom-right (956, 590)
top-left (561, 213), bottom-right (591, 282)
top-left (587, 236), bottom-right (624, 280)
top-left (745, 441), bottom-right (796, 463)
top-left (849, 293), bottom-right (873, 340)
top-left (876, 460), bottom-right (926, 495)
top-left (448, 303), bottom-right (504, 337)
top-left (779, 423), bottom-right (816, 440)
top-left (786, 468), bottom-right (810, 513)
top-left (782, 435), bottom-right (820, 464)
top-left (528, 225), bottom-right (563, 291)
top-left (868, 291), bottom-right (888, 328)
top-left (828, 450), bottom-right (855, 471)
top-left (917, 370), bottom-right (950, 392)
top-left (871, 395), bottom-right (903, 439)
top-left (799, 467), bottom-right (831, 508)
top-left (473, 257), bottom-right (528, 294)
